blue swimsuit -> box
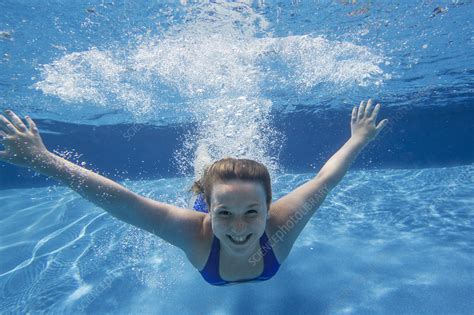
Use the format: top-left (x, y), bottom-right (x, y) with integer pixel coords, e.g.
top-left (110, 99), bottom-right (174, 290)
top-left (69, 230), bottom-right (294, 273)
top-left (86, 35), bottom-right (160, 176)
top-left (192, 193), bottom-right (280, 286)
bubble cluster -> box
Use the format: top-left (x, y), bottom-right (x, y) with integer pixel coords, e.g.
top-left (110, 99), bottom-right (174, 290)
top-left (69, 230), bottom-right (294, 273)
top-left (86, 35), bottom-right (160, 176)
top-left (33, 2), bottom-right (385, 175)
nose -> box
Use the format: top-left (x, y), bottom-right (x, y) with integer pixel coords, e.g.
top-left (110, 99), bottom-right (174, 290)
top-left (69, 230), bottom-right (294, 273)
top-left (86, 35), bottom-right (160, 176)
top-left (231, 218), bottom-right (246, 233)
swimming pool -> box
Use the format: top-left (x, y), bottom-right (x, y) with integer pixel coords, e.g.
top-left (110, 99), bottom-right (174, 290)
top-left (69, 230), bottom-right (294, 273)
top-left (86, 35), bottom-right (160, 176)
top-left (1, 1), bottom-right (473, 314)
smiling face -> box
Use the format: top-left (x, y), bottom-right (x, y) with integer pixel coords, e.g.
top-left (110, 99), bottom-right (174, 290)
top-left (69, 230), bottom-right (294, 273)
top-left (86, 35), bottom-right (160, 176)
top-left (209, 179), bottom-right (269, 257)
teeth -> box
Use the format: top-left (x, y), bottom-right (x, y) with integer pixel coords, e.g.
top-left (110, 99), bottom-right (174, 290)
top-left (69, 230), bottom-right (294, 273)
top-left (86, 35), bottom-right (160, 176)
top-left (229, 235), bottom-right (248, 242)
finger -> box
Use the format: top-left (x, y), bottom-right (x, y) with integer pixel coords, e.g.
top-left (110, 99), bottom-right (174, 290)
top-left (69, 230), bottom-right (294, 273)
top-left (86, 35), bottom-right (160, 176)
top-left (371, 103), bottom-right (381, 120)
top-left (0, 115), bottom-right (18, 135)
top-left (351, 106), bottom-right (357, 124)
top-left (25, 116), bottom-right (39, 134)
top-left (4, 110), bottom-right (27, 132)
top-left (0, 130), bottom-right (7, 140)
top-left (375, 119), bottom-right (389, 136)
top-left (364, 99), bottom-right (373, 118)
top-left (357, 100), bottom-right (366, 121)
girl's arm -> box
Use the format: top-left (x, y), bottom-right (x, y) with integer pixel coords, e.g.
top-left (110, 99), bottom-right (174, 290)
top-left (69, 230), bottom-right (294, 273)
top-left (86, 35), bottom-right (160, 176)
top-left (0, 110), bottom-right (205, 254)
top-left (268, 99), bottom-right (388, 259)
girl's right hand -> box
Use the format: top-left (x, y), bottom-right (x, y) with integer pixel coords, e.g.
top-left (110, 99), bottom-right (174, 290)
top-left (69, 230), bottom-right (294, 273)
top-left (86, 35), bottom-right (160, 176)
top-left (350, 99), bottom-right (388, 144)
top-left (0, 110), bottom-right (51, 169)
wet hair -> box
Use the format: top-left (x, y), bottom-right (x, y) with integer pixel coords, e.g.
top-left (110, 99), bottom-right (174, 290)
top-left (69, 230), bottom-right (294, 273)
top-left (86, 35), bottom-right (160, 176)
top-left (190, 157), bottom-right (272, 210)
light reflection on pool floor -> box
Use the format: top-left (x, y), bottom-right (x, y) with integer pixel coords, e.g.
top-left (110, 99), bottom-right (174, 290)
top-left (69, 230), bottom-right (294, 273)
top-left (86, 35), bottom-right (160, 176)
top-left (0, 164), bottom-right (472, 314)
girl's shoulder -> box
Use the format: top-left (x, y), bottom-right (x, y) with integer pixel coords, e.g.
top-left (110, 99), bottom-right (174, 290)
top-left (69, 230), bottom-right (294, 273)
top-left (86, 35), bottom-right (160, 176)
top-left (186, 215), bottom-right (214, 270)
top-left (264, 216), bottom-right (291, 264)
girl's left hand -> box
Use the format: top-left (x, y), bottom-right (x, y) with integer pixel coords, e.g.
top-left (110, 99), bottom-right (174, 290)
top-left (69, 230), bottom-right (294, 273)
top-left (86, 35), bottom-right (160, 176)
top-left (351, 99), bottom-right (388, 143)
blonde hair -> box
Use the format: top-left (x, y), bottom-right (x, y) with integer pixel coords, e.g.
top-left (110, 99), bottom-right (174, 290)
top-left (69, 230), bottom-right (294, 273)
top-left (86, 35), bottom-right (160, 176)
top-left (190, 157), bottom-right (272, 210)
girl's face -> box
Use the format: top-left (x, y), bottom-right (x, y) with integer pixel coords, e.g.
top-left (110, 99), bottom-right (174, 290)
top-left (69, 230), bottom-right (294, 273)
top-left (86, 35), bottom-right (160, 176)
top-left (209, 179), bottom-right (269, 257)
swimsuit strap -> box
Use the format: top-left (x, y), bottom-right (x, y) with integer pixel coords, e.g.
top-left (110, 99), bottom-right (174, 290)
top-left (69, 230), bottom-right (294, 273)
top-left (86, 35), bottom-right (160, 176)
top-left (199, 235), bottom-right (228, 285)
top-left (258, 232), bottom-right (281, 280)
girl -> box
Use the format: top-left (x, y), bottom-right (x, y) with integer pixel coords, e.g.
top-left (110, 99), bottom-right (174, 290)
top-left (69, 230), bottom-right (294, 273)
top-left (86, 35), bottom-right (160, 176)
top-left (0, 99), bottom-right (388, 286)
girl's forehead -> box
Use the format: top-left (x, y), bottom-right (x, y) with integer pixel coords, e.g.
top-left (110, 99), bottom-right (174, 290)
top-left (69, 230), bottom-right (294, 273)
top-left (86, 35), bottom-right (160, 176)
top-left (213, 180), bottom-right (263, 194)
top-left (211, 180), bottom-right (265, 202)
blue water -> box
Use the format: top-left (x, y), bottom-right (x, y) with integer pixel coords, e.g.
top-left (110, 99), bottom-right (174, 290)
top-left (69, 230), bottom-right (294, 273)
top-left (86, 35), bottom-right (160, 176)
top-left (1, 1), bottom-right (473, 314)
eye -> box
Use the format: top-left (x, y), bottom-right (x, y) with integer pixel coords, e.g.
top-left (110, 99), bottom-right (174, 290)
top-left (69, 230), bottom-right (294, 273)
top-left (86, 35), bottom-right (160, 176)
top-left (218, 210), bottom-right (230, 215)
top-left (247, 210), bottom-right (258, 214)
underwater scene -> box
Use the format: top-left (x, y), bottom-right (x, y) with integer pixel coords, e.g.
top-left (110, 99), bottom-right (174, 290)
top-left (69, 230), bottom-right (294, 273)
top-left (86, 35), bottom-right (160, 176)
top-left (0, 1), bottom-right (473, 314)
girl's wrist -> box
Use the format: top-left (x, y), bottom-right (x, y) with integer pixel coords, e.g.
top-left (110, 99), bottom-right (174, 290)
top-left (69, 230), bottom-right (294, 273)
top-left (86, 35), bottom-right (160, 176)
top-left (30, 150), bottom-right (57, 173)
top-left (349, 135), bottom-right (370, 148)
